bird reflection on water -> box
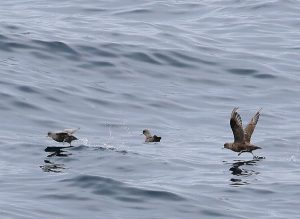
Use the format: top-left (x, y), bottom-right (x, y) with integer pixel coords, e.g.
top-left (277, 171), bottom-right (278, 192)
top-left (224, 157), bottom-right (264, 186)
top-left (40, 160), bottom-right (65, 173)
top-left (45, 146), bottom-right (73, 157)
top-left (40, 146), bottom-right (73, 173)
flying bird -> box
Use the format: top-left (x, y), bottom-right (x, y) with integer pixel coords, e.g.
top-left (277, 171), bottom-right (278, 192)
top-left (47, 128), bottom-right (79, 146)
top-left (142, 129), bottom-right (161, 142)
top-left (224, 107), bottom-right (262, 158)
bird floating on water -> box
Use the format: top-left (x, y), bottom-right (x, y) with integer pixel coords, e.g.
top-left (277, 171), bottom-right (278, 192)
top-left (224, 107), bottom-right (262, 158)
top-left (47, 128), bottom-right (79, 146)
top-left (142, 129), bottom-right (161, 142)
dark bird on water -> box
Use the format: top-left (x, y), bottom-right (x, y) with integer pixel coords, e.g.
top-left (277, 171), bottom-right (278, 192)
top-left (224, 107), bottom-right (262, 158)
top-left (47, 128), bottom-right (79, 146)
top-left (142, 129), bottom-right (161, 142)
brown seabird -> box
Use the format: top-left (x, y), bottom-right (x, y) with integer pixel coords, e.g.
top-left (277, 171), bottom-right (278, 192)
top-left (224, 107), bottom-right (262, 157)
top-left (142, 129), bottom-right (161, 142)
top-left (47, 128), bottom-right (79, 146)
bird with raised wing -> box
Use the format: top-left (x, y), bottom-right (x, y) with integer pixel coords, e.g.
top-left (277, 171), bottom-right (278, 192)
top-left (142, 129), bottom-right (161, 142)
top-left (224, 108), bottom-right (262, 158)
top-left (47, 128), bottom-right (80, 146)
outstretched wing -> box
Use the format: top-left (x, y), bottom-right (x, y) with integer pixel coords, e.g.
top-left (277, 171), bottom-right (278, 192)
top-left (63, 128), bottom-right (80, 134)
top-left (230, 107), bottom-right (245, 143)
top-left (244, 108), bottom-right (262, 143)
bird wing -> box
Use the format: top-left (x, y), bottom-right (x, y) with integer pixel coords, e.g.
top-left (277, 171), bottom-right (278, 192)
top-left (244, 108), bottom-right (262, 143)
top-left (62, 128), bottom-right (80, 134)
top-left (230, 107), bottom-right (245, 143)
top-left (54, 132), bottom-right (68, 142)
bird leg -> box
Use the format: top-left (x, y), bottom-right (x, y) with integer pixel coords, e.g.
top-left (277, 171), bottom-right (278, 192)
top-left (251, 152), bottom-right (258, 159)
top-left (251, 152), bottom-right (265, 160)
top-left (238, 150), bottom-right (247, 156)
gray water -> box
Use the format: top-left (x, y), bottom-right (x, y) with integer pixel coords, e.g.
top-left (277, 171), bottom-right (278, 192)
top-left (1, 0), bottom-right (300, 218)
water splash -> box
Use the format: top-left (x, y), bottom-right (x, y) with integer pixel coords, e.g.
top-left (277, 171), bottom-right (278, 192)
top-left (78, 137), bottom-right (89, 146)
top-left (290, 145), bottom-right (300, 162)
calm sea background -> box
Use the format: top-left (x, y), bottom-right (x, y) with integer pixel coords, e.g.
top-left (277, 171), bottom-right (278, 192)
top-left (0, 0), bottom-right (300, 218)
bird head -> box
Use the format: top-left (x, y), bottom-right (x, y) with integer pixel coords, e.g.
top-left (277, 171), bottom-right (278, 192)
top-left (224, 143), bottom-right (230, 149)
top-left (142, 129), bottom-right (151, 137)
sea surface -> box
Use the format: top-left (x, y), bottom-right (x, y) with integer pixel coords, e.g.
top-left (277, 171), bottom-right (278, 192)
top-left (0, 0), bottom-right (300, 218)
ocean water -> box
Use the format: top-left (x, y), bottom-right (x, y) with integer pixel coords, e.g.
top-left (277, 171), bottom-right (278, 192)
top-left (0, 0), bottom-right (300, 218)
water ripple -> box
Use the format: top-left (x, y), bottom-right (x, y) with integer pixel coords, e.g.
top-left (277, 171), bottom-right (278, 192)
top-left (62, 175), bottom-right (185, 202)
top-left (77, 45), bottom-right (118, 58)
top-left (32, 40), bottom-right (80, 59)
top-left (124, 52), bottom-right (161, 65)
top-left (227, 68), bottom-right (258, 76)
top-left (153, 52), bottom-right (195, 68)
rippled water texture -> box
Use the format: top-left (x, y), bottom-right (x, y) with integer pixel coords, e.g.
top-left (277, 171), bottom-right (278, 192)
top-left (0, 0), bottom-right (300, 218)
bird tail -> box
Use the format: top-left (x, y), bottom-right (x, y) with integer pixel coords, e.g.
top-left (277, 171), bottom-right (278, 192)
top-left (153, 135), bottom-right (161, 142)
